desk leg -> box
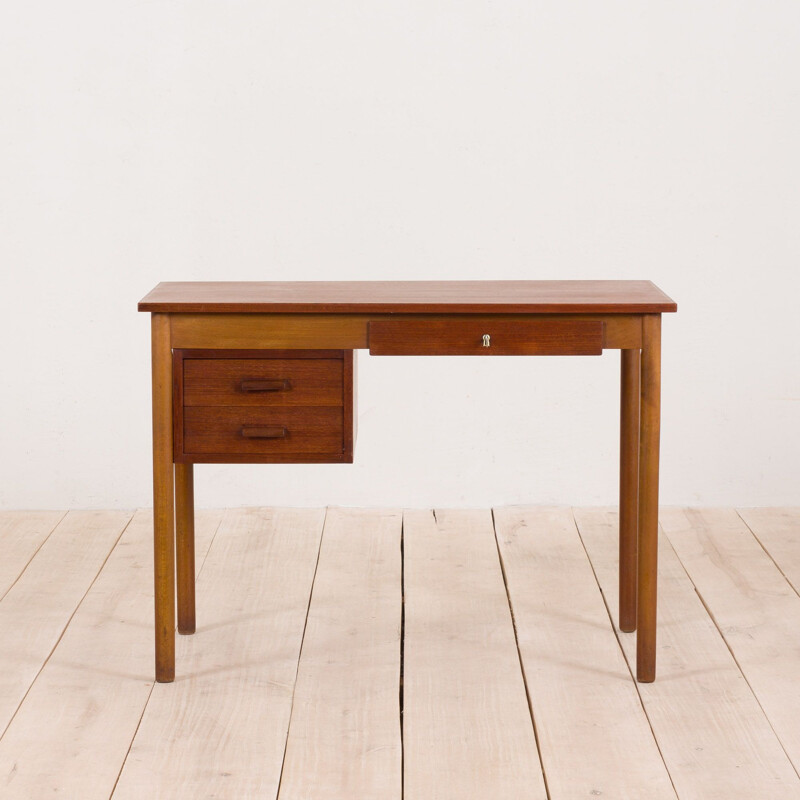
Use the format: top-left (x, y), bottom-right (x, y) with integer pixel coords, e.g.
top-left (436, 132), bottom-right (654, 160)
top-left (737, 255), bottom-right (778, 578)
top-left (175, 463), bottom-right (196, 635)
top-left (151, 313), bottom-right (175, 683)
top-left (619, 349), bottom-right (640, 633)
top-left (637, 314), bottom-right (661, 683)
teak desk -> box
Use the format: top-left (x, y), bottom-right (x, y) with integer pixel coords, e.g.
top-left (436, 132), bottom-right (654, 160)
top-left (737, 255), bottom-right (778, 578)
top-left (139, 280), bottom-right (677, 684)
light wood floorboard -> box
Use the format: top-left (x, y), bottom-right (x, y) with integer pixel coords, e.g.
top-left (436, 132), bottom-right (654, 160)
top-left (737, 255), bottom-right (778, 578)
top-left (0, 511), bottom-right (65, 599)
top-left (112, 508), bottom-right (325, 800)
top-left (662, 507), bottom-right (800, 775)
top-left (0, 510), bottom-right (131, 738)
top-left (0, 509), bottom-right (221, 800)
top-left (278, 508), bottom-right (403, 800)
top-left (495, 506), bottom-right (677, 799)
top-left (402, 509), bottom-right (547, 800)
top-left (575, 508), bottom-right (800, 799)
top-left (737, 507), bottom-right (800, 596)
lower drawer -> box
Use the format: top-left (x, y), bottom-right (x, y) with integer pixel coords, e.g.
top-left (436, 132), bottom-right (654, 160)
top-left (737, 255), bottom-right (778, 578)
top-left (183, 406), bottom-right (344, 459)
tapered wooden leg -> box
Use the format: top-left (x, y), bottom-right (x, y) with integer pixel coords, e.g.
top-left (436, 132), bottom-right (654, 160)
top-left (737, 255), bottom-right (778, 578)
top-left (619, 349), bottom-right (640, 633)
top-left (175, 462), bottom-right (196, 635)
top-left (151, 313), bottom-right (175, 683)
top-left (636, 315), bottom-right (661, 683)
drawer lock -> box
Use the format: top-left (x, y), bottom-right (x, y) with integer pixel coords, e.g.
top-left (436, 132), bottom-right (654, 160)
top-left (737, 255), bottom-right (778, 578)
top-left (482, 334), bottom-right (491, 348)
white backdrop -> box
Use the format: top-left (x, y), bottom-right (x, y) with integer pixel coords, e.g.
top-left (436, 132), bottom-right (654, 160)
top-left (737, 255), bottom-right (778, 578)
top-left (1, 2), bottom-right (798, 509)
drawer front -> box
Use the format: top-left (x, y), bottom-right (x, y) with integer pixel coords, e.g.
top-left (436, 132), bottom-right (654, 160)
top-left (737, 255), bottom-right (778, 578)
top-left (368, 318), bottom-right (604, 356)
top-left (183, 357), bottom-right (343, 406)
top-left (183, 406), bottom-right (343, 456)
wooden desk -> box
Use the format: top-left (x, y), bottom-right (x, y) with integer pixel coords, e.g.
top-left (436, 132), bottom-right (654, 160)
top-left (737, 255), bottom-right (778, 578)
top-left (139, 280), bottom-right (677, 683)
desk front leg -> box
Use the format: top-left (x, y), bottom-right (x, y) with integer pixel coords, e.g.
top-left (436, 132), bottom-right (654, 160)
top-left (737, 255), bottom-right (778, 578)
top-left (636, 314), bottom-right (661, 683)
top-left (151, 313), bottom-right (176, 682)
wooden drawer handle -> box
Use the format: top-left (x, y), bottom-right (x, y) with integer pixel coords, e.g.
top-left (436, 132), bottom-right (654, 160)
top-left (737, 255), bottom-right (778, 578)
top-left (240, 426), bottom-right (287, 439)
top-left (239, 379), bottom-right (290, 393)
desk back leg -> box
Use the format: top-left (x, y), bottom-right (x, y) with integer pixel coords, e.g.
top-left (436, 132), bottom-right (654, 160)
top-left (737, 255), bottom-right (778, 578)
top-left (151, 313), bottom-right (176, 682)
top-left (636, 314), bottom-right (661, 683)
top-left (175, 462), bottom-right (196, 635)
top-left (619, 348), bottom-right (640, 632)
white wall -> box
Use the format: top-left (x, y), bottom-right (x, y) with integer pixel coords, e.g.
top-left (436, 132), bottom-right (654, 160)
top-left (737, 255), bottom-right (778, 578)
top-left (1, 1), bottom-right (798, 509)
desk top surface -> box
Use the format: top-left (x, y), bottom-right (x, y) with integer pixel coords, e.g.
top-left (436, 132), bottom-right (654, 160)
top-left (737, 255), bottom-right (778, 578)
top-left (139, 280), bottom-right (677, 314)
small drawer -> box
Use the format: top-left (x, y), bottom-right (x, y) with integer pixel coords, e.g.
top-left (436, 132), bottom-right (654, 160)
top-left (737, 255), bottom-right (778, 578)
top-left (183, 353), bottom-right (343, 406)
top-left (183, 406), bottom-right (344, 457)
top-left (173, 349), bottom-right (355, 464)
top-left (368, 318), bottom-right (604, 356)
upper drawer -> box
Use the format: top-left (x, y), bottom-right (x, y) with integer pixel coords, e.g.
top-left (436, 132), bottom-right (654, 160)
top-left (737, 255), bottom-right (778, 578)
top-left (181, 352), bottom-right (343, 406)
top-left (368, 318), bottom-right (604, 356)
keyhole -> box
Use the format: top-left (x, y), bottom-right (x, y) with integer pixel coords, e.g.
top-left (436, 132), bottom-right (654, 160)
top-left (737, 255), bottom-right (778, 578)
top-left (482, 334), bottom-right (491, 347)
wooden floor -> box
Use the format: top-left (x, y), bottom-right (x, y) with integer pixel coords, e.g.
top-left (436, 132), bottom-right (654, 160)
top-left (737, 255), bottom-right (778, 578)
top-left (0, 508), bottom-right (799, 799)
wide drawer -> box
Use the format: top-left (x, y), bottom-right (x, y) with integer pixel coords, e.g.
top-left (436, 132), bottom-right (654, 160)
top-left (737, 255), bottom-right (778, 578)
top-left (368, 318), bottom-right (604, 356)
top-left (183, 406), bottom-right (344, 456)
top-left (182, 352), bottom-right (343, 406)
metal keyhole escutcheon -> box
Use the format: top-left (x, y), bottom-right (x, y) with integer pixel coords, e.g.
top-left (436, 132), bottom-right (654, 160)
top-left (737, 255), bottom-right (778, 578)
top-left (482, 334), bottom-right (491, 347)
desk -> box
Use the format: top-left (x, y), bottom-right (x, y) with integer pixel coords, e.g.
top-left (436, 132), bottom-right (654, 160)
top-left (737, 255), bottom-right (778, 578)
top-left (138, 280), bottom-right (677, 683)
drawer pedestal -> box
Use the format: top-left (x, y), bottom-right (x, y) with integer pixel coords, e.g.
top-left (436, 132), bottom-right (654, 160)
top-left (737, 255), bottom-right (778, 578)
top-left (172, 349), bottom-right (355, 464)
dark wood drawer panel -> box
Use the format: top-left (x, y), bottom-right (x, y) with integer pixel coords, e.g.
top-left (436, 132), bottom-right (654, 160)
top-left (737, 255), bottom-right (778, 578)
top-left (183, 357), bottom-right (343, 406)
top-left (183, 406), bottom-right (344, 456)
top-left (368, 318), bottom-right (603, 356)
